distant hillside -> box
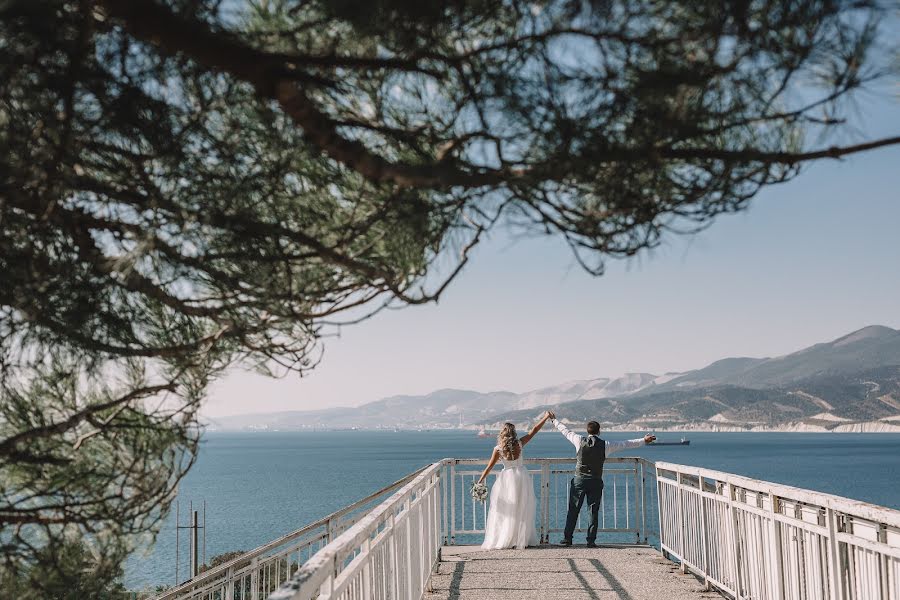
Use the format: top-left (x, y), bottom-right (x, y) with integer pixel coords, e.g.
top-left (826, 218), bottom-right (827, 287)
top-left (514, 373), bottom-right (660, 408)
top-left (481, 365), bottom-right (900, 431)
top-left (644, 325), bottom-right (900, 392)
top-left (210, 388), bottom-right (516, 430)
top-left (210, 325), bottom-right (900, 431)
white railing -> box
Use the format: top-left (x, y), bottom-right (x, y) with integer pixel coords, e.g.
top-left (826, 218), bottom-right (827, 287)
top-left (269, 462), bottom-right (443, 600)
top-left (445, 456), bottom-right (657, 545)
top-left (657, 461), bottom-right (900, 600)
top-left (152, 469), bottom-right (424, 600)
top-left (156, 457), bottom-right (900, 600)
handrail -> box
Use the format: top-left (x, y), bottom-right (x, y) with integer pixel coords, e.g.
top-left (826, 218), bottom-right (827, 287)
top-left (269, 462), bottom-right (444, 600)
top-left (656, 460), bottom-right (900, 529)
top-left (152, 467), bottom-right (424, 600)
top-left (448, 456), bottom-right (649, 464)
top-left (657, 461), bottom-right (900, 600)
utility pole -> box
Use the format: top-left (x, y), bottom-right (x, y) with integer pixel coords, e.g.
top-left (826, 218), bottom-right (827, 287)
top-left (175, 500), bottom-right (206, 583)
top-left (191, 510), bottom-right (199, 578)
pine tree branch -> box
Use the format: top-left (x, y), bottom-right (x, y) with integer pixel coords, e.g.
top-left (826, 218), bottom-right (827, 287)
top-left (0, 383), bottom-right (174, 457)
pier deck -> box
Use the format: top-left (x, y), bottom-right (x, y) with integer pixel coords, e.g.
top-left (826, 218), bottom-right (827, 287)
top-left (427, 545), bottom-right (723, 600)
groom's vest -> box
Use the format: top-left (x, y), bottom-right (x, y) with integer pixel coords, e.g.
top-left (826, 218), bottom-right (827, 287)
top-left (575, 435), bottom-right (606, 479)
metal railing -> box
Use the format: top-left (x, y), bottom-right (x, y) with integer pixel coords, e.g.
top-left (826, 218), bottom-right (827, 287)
top-left (445, 456), bottom-right (657, 545)
top-left (656, 461), bottom-right (900, 600)
top-left (269, 462), bottom-right (443, 600)
top-left (153, 468), bottom-right (424, 600)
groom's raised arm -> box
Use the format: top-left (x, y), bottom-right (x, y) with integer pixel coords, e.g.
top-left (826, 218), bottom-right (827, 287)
top-left (550, 417), bottom-right (582, 449)
top-left (606, 434), bottom-right (655, 455)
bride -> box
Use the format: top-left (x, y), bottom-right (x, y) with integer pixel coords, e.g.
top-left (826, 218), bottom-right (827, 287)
top-left (477, 411), bottom-right (553, 549)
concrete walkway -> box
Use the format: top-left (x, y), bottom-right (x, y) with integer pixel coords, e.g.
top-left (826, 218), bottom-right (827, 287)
top-left (425, 545), bottom-right (725, 600)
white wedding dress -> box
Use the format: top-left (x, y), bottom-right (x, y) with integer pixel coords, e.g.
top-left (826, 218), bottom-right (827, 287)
top-left (481, 442), bottom-right (538, 549)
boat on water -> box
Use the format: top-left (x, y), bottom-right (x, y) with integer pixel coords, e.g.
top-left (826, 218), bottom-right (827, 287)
top-left (477, 427), bottom-right (492, 438)
top-left (649, 437), bottom-right (690, 446)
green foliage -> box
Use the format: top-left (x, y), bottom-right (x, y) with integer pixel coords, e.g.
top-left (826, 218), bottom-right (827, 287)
top-left (200, 550), bottom-right (249, 572)
top-left (0, 537), bottom-right (127, 600)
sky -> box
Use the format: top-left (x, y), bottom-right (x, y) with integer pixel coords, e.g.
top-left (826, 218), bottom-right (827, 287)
top-left (203, 92), bottom-right (900, 418)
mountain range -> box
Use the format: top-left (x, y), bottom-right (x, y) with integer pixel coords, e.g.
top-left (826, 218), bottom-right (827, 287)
top-left (210, 325), bottom-right (900, 432)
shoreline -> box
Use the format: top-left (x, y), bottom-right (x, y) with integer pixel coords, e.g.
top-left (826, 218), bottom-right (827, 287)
top-left (558, 421), bottom-right (900, 434)
top-left (476, 419), bottom-right (900, 434)
top-left (207, 422), bottom-right (900, 433)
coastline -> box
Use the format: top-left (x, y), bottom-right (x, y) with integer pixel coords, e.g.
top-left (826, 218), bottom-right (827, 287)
top-left (586, 421), bottom-right (900, 433)
top-left (473, 419), bottom-right (900, 434)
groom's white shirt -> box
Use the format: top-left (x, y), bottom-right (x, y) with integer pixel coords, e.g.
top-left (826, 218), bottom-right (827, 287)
top-left (550, 418), bottom-right (645, 454)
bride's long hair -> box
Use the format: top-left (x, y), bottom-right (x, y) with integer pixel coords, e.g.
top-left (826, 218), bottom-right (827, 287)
top-left (497, 423), bottom-right (520, 460)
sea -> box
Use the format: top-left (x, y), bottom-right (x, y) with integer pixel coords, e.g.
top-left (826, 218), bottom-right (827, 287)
top-left (124, 430), bottom-right (900, 590)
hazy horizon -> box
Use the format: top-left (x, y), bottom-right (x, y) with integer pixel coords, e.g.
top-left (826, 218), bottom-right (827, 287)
top-left (207, 321), bottom-right (900, 418)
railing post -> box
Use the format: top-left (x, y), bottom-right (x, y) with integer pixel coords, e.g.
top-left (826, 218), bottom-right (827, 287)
top-left (327, 555), bottom-right (336, 597)
top-left (225, 566), bottom-right (234, 600)
top-left (442, 463), bottom-right (449, 545)
top-left (768, 494), bottom-right (785, 600)
top-left (429, 472), bottom-right (439, 593)
top-left (879, 524), bottom-right (890, 600)
top-left (326, 517), bottom-right (335, 543)
top-left (540, 462), bottom-right (550, 544)
top-left (640, 460), bottom-right (648, 544)
top-left (699, 478), bottom-right (710, 590)
top-left (727, 482), bottom-right (743, 600)
top-left (676, 470), bottom-right (686, 574)
top-left (423, 478), bottom-right (432, 593)
top-left (389, 510), bottom-right (399, 600)
top-left (655, 464), bottom-right (665, 560)
top-left (826, 507), bottom-right (843, 600)
top-left (632, 461), bottom-right (640, 544)
top-left (405, 497), bottom-right (414, 600)
top-left (449, 463), bottom-right (456, 545)
top-left (362, 534), bottom-right (372, 599)
top-left (250, 556), bottom-right (259, 600)
top-left (613, 473), bottom-right (618, 531)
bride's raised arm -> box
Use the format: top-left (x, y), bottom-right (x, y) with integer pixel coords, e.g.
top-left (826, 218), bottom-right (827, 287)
top-left (519, 411), bottom-right (552, 446)
top-left (477, 447), bottom-right (500, 484)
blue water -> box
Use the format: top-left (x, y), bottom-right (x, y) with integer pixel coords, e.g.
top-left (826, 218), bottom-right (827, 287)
top-left (125, 431), bottom-right (900, 589)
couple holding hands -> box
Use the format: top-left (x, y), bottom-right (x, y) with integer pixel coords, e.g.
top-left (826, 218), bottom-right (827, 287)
top-left (476, 411), bottom-right (656, 549)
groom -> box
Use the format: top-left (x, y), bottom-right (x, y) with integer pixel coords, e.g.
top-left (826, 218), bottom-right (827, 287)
top-left (548, 412), bottom-right (655, 547)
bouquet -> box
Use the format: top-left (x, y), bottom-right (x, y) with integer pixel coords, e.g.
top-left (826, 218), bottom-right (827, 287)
top-left (470, 481), bottom-right (488, 503)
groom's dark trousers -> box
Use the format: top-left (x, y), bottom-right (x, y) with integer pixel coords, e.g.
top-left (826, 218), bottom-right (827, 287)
top-left (564, 476), bottom-right (604, 543)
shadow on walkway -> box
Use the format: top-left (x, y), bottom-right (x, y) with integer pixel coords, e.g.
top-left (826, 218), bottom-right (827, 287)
top-left (589, 558), bottom-right (636, 600)
top-left (448, 560), bottom-right (465, 600)
top-left (428, 545), bottom-right (719, 600)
